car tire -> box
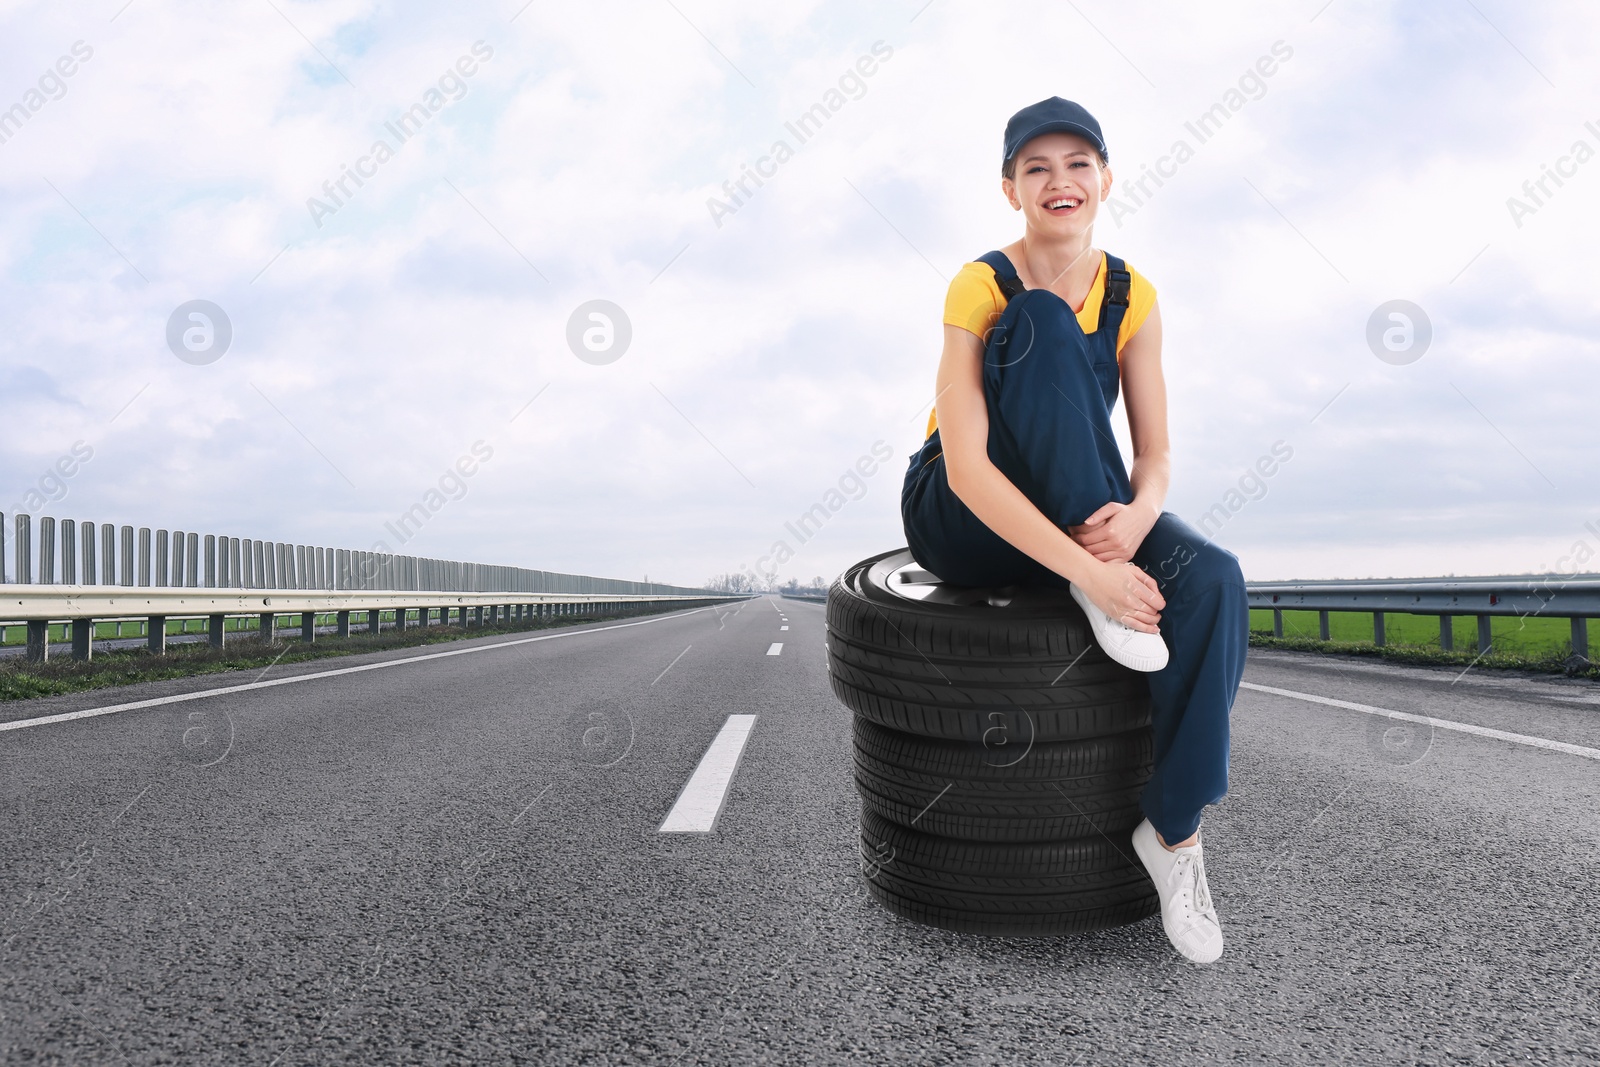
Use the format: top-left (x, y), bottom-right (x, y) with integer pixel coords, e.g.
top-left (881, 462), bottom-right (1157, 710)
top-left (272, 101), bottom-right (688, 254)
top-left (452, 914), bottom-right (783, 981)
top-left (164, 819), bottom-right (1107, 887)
top-left (858, 807), bottom-right (1158, 936)
top-left (829, 548), bottom-right (1159, 936)
top-left (852, 716), bottom-right (1150, 842)
top-left (827, 548), bottom-right (1152, 743)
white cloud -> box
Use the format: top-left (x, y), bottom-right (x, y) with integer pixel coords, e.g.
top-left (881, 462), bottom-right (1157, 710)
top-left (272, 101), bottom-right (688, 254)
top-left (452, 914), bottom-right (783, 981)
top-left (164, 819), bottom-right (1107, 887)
top-left (1, 0), bottom-right (1596, 588)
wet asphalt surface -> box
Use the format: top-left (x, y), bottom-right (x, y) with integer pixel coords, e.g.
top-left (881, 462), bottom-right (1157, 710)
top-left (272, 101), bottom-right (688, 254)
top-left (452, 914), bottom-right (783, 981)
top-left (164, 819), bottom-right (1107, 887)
top-left (3, 595), bottom-right (1598, 1065)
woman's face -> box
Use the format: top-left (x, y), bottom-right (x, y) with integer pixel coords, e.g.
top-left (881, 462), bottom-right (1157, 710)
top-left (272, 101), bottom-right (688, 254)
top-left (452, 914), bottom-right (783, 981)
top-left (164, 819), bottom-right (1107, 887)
top-left (1002, 131), bottom-right (1112, 237)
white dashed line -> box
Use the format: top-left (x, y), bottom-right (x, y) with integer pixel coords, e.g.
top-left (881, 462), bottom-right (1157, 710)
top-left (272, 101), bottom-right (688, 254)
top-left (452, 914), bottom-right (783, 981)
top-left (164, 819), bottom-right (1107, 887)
top-left (1240, 681), bottom-right (1600, 762)
top-left (780, 626), bottom-right (788, 631)
top-left (658, 714), bottom-right (759, 833)
top-left (766, 643), bottom-right (783, 656)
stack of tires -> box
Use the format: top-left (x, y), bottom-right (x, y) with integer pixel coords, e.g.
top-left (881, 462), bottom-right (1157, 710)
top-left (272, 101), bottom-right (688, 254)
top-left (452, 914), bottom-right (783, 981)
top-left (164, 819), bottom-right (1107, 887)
top-left (827, 548), bottom-right (1160, 936)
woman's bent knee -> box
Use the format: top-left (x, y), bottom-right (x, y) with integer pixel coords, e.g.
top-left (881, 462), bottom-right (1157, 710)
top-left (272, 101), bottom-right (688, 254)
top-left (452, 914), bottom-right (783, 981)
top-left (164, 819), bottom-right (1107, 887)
top-left (1141, 516), bottom-right (1243, 594)
top-left (1188, 542), bottom-right (1244, 592)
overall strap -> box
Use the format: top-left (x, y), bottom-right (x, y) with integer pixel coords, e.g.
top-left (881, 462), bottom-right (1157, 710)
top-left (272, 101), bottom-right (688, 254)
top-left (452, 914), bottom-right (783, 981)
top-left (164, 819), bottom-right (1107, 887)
top-left (1101, 253), bottom-right (1131, 314)
top-left (1099, 252), bottom-right (1132, 338)
top-left (977, 250), bottom-right (1027, 303)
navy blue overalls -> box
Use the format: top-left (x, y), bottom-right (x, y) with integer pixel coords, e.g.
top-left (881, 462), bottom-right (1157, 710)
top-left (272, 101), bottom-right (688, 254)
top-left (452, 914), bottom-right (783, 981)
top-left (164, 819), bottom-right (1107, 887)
top-left (901, 250), bottom-right (1248, 844)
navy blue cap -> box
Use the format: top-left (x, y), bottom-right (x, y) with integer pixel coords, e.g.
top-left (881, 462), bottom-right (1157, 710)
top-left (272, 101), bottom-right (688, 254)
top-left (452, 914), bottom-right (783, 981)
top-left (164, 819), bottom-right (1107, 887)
top-left (1002, 97), bottom-right (1107, 168)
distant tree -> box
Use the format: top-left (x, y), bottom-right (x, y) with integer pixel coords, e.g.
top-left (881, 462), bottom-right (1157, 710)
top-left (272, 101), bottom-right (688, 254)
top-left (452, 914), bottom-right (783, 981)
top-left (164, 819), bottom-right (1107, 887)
top-left (704, 572), bottom-right (756, 592)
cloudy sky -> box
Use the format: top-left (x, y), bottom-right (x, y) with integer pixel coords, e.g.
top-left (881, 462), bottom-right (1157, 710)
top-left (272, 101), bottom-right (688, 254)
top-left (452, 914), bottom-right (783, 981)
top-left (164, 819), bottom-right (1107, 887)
top-left (2, 0), bottom-right (1596, 587)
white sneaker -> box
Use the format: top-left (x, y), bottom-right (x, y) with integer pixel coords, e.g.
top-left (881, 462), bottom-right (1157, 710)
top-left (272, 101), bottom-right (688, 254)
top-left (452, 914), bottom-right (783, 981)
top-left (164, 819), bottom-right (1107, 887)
top-left (1132, 818), bottom-right (1224, 964)
top-left (1068, 583), bottom-right (1169, 673)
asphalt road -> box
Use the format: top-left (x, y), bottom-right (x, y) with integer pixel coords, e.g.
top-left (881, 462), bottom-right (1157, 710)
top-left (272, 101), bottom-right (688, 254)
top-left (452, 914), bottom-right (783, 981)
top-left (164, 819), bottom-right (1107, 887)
top-left (2, 594), bottom-right (1598, 1065)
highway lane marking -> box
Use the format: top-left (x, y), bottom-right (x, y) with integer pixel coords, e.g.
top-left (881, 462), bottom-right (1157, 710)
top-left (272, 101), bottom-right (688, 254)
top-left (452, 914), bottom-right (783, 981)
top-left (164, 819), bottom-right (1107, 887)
top-left (0, 606), bottom-right (722, 735)
top-left (780, 625), bottom-right (788, 631)
top-left (766, 643), bottom-right (783, 656)
top-left (1240, 681), bottom-right (1600, 762)
top-left (658, 714), bottom-right (759, 833)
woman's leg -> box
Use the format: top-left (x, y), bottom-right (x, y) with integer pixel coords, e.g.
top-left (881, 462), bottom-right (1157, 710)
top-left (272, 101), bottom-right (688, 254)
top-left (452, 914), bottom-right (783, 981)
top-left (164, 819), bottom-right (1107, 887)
top-left (1131, 512), bottom-right (1249, 844)
top-left (903, 291), bottom-right (1128, 586)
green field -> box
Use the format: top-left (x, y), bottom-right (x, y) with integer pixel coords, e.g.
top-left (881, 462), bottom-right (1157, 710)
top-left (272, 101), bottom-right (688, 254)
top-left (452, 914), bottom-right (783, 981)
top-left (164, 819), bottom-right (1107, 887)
top-left (6, 606), bottom-right (1588, 695)
top-left (1248, 608), bottom-right (1596, 678)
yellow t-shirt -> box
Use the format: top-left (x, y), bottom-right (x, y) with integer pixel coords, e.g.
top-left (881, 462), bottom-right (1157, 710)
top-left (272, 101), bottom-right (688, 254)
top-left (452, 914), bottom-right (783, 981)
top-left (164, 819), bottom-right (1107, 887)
top-left (926, 251), bottom-right (1156, 438)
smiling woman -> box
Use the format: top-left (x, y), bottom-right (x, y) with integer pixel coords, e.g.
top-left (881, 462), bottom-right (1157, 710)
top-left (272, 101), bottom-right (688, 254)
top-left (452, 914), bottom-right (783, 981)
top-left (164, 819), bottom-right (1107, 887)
top-left (894, 96), bottom-right (1250, 966)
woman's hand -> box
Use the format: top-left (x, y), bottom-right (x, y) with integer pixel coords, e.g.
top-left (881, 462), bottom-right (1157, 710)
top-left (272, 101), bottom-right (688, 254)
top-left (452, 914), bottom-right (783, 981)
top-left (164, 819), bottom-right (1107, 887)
top-left (1076, 558), bottom-right (1166, 633)
top-left (1068, 501), bottom-right (1156, 564)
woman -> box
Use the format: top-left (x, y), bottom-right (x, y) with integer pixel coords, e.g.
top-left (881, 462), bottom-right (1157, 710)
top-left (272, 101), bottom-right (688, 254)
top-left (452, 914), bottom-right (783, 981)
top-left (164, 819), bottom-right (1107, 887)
top-left (900, 97), bottom-right (1249, 965)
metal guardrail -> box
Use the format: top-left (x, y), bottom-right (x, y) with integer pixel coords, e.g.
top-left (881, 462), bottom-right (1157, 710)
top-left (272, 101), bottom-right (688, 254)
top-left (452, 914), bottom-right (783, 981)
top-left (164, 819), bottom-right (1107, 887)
top-left (779, 592), bottom-right (827, 603)
top-left (1, 511), bottom-right (742, 662)
top-left (0, 586), bottom-right (742, 662)
top-left (1246, 575), bottom-right (1600, 656)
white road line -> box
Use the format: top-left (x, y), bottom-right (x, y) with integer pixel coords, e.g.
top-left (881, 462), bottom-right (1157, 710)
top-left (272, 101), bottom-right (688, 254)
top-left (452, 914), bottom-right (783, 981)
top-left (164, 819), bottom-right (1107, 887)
top-left (0, 606), bottom-right (720, 735)
top-left (658, 714), bottom-right (759, 833)
top-left (766, 643), bottom-right (783, 656)
top-left (780, 626), bottom-right (788, 631)
top-left (1240, 681), bottom-right (1600, 762)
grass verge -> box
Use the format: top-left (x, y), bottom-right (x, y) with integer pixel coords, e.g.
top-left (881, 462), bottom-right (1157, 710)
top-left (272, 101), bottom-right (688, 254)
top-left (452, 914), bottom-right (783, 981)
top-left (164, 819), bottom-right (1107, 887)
top-left (0, 603), bottom-right (697, 703)
top-left (1248, 632), bottom-right (1599, 681)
